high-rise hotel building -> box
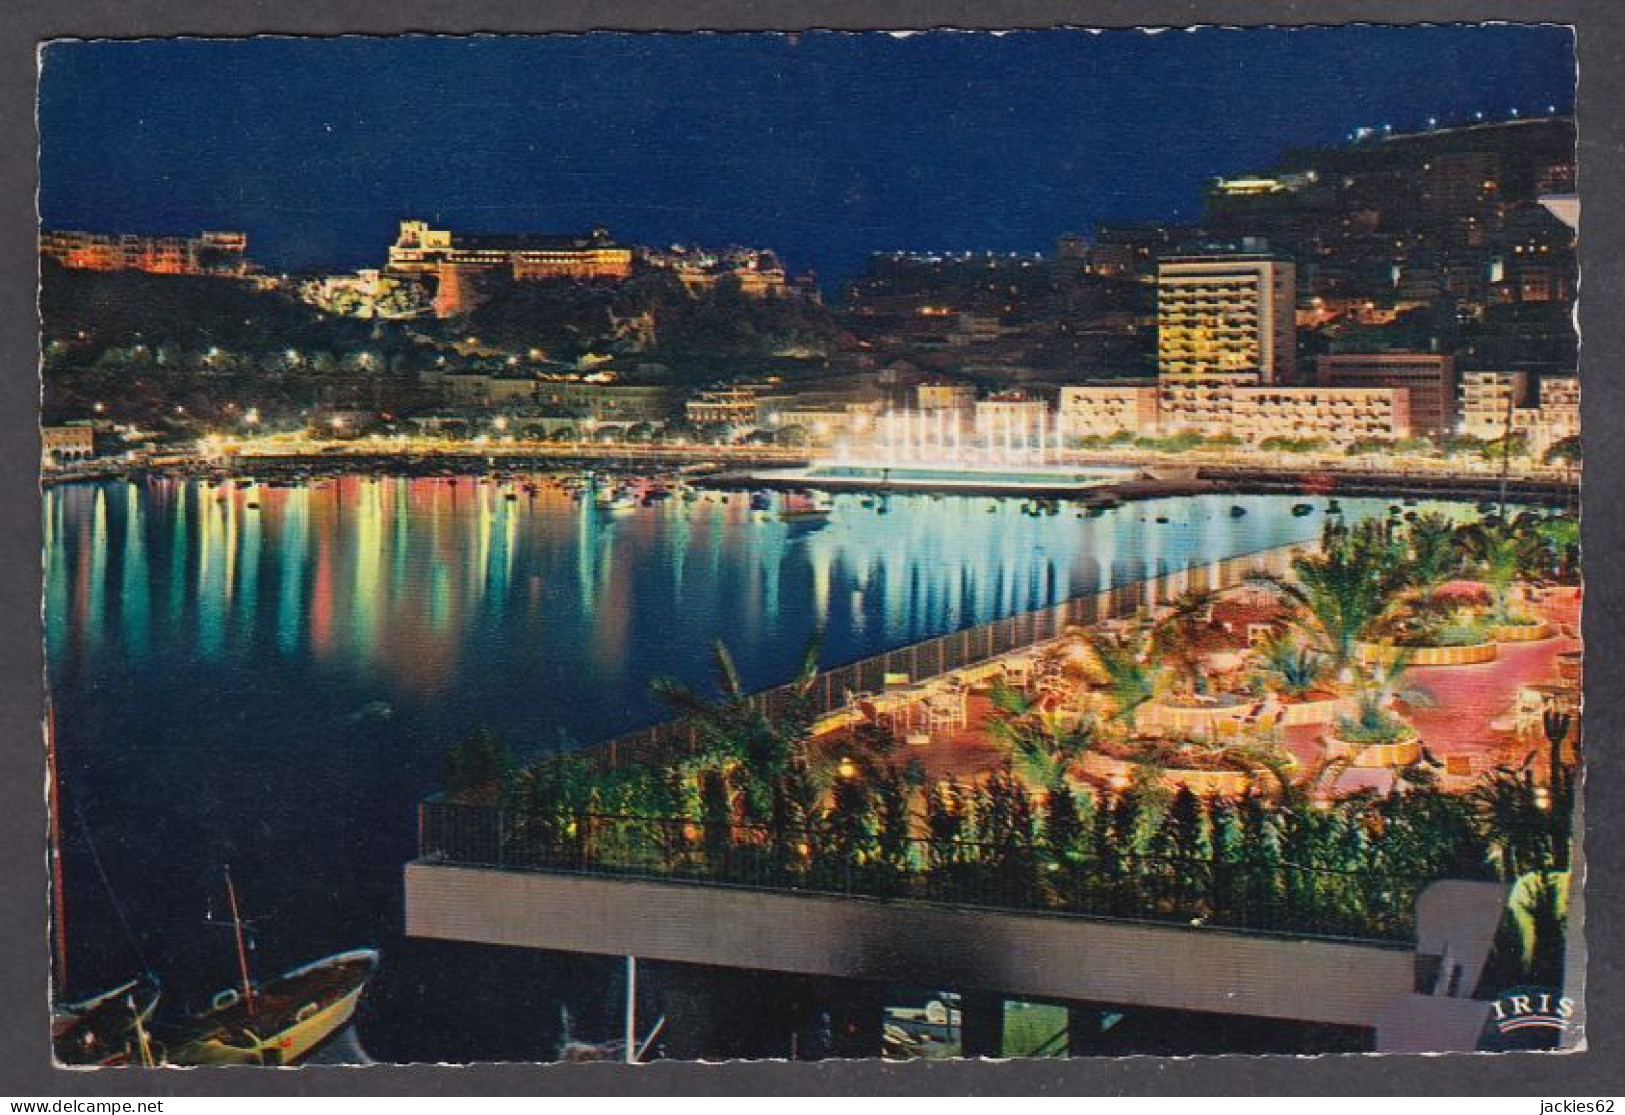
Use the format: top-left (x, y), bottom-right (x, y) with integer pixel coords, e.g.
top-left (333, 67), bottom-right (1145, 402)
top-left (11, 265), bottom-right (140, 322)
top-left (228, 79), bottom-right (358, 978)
top-left (1156, 253), bottom-right (1299, 437)
top-left (1156, 254), bottom-right (1297, 384)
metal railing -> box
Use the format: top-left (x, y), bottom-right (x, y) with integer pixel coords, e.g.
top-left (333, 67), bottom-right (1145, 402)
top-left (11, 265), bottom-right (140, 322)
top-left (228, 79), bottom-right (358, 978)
top-left (583, 541), bottom-right (1306, 773)
top-left (418, 803), bottom-right (1424, 943)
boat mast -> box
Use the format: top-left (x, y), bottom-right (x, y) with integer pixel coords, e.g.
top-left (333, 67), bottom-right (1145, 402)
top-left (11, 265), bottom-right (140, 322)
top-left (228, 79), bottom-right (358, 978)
top-left (223, 867), bottom-right (256, 1016)
top-left (47, 699), bottom-right (68, 993)
top-left (129, 993), bottom-right (155, 1068)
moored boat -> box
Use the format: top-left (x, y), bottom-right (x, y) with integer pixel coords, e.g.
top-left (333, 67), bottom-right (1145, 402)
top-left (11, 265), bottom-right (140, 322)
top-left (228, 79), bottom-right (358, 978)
top-left (163, 949), bottom-right (379, 1067)
top-left (593, 486), bottom-right (638, 512)
top-left (53, 977), bottom-right (161, 1067)
top-left (778, 491), bottom-right (832, 520)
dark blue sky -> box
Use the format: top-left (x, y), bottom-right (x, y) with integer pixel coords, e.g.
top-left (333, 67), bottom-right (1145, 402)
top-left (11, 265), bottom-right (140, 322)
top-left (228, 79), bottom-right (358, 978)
top-left (39, 28), bottom-right (1575, 279)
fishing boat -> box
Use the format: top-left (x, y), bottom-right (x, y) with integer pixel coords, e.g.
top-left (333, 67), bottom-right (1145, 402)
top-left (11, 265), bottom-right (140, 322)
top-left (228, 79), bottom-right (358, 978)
top-left (52, 978), bottom-right (161, 1067)
top-left (163, 950), bottom-right (379, 1067)
top-left (162, 871), bottom-right (379, 1067)
top-left (47, 700), bottom-right (163, 1068)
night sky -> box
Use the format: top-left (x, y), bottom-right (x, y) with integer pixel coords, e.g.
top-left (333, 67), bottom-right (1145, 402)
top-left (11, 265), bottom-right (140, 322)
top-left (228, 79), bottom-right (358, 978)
top-left (39, 27), bottom-right (1576, 279)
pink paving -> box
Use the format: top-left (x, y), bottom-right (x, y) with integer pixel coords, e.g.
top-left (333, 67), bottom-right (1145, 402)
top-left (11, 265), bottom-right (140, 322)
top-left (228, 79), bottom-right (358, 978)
top-left (813, 586), bottom-right (1582, 801)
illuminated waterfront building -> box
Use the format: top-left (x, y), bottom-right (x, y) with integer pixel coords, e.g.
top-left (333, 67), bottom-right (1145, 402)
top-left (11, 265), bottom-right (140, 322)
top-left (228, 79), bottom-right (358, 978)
top-left (915, 382), bottom-right (977, 413)
top-left (1315, 353), bottom-right (1458, 436)
top-left (1156, 374), bottom-right (1256, 438)
top-left (1156, 253), bottom-right (1297, 383)
top-left (972, 393), bottom-right (1056, 453)
top-left (41, 425), bottom-right (96, 467)
top-left (1057, 383), bottom-right (1161, 439)
top-left (766, 402), bottom-right (881, 444)
top-left (40, 228), bottom-right (249, 276)
top-left (1230, 385), bottom-right (1412, 445)
top-left (1511, 375), bottom-right (1579, 455)
top-left (1459, 371), bottom-right (1530, 439)
top-left (686, 386), bottom-right (769, 429)
top-left (536, 382), bottom-right (679, 425)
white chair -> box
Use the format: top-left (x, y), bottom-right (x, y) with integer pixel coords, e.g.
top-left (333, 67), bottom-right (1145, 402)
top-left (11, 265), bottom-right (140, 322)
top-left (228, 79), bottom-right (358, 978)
top-left (924, 701), bottom-right (959, 736)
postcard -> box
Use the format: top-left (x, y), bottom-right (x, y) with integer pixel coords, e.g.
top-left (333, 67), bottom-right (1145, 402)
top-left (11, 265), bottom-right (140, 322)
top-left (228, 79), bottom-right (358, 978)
top-left (37, 25), bottom-right (1582, 1068)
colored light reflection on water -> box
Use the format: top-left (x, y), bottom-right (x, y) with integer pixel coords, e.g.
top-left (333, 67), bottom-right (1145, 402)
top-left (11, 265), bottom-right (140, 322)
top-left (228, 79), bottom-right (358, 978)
top-left (43, 476), bottom-right (1432, 1036)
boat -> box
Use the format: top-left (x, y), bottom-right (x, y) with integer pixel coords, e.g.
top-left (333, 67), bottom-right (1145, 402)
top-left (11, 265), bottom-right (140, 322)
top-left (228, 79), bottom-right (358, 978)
top-left (163, 870), bottom-right (379, 1067)
top-left (47, 701), bottom-right (163, 1068)
top-left (593, 483), bottom-right (638, 512)
top-left (162, 950), bottom-right (379, 1067)
top-left (53, 978), bottom-right (161, 1067)
top-left (748, 491), bottom-right (773, 513)
top-left (1230, 505), bottom-right (1248, 518)
top-left (1291, 502), bottom-right (1314, 517)
top-left (779, 491), bottom-right (832, 520)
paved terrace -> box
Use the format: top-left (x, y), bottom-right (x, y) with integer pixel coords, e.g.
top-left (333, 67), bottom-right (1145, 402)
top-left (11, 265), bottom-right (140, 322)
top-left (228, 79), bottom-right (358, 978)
top-left (804, 583), bottom-right (1580, 801)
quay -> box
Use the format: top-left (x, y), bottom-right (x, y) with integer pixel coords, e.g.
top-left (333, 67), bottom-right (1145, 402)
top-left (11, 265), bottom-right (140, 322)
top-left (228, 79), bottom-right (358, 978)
top-left (43, 442), bottom-right (1577, 506)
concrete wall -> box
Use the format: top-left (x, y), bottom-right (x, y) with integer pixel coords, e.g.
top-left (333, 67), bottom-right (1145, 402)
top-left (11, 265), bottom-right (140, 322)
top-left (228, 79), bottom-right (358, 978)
top-left (406, 862), bottom-right (1417, 1029)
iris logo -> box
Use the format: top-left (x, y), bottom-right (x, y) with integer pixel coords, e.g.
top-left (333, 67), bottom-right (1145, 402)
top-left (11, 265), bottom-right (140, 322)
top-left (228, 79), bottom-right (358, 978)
top-left (1489, 989), bottom-right (1575, 1035)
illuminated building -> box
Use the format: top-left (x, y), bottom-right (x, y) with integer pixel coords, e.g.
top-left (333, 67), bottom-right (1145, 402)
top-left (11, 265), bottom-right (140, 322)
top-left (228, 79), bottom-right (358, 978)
top-left (1459, 371), bottom-right (1529, 439)
top-left (387, 220), bottom-right (633, 280)
top-left (686, 386), bottom-right (768, 429)
top-left (40, 228), bottom-right (248, 276)
top-left (1156, 374), bottom-right (1255, 437)
top-left (1057, 383), bottom-right (1161, 439)
top-left (915, 382), bottom-right (977, 412)
top-left (442, 371), bottom-right (539, 407)
top-left (1510, 375), bottom-right (1579, 454)
top-left (41, 425), bottom-right (96, 466)
top-left (1157, 254), bottom-right (1297, 383)
top-left (972, 393), bottom-right (1055, 451)
top-left (536, 383), bottom-right (678, 425)
top-left (1315, 353), bottom-right (1458, 436)
top-left (1230, 385), bottom-right (1412, 445)
top-left (766, 402), bottom-right (881, 444)
top-left (648, 246), bottom-right (795, 299)
top-left (386, 220), bottom-right (633, 314)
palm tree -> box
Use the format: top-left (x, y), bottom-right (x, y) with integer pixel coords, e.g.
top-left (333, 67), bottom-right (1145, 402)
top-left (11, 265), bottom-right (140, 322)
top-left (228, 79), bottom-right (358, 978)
top-left (1336, 651), bottom-right (1434, 746)
top-left (1407, 512), bottom-right (1461, 603)
top-left (1253, 632), bottom-right (1331, 699)
top-left (1457, 520), bottom-right (1539, 623)
top-left (984, 678), bottom-right (1097, 787)
top-left (1250, 523), bottom-right (1404, 680)
top-left (650, 631), bottom-right (824, 823)
top-left (1471, 761), bottom-right (1554, 880)
top-left (1084, 628), bottom-right (1163, 734)
top-left (1150, 588), bottom-right (1223, 698)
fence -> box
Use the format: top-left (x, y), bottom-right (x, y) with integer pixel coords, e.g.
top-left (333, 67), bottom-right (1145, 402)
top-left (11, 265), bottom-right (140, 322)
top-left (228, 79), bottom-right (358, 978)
top-left (417, 802), bottom-right (1423, 943)
top-left (587, 540), bottom-right (1307, 773)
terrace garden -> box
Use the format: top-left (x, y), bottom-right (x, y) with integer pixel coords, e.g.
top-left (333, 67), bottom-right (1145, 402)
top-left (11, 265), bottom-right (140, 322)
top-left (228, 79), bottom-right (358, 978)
top-left (425, 506), bottom-right (1579, 969)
